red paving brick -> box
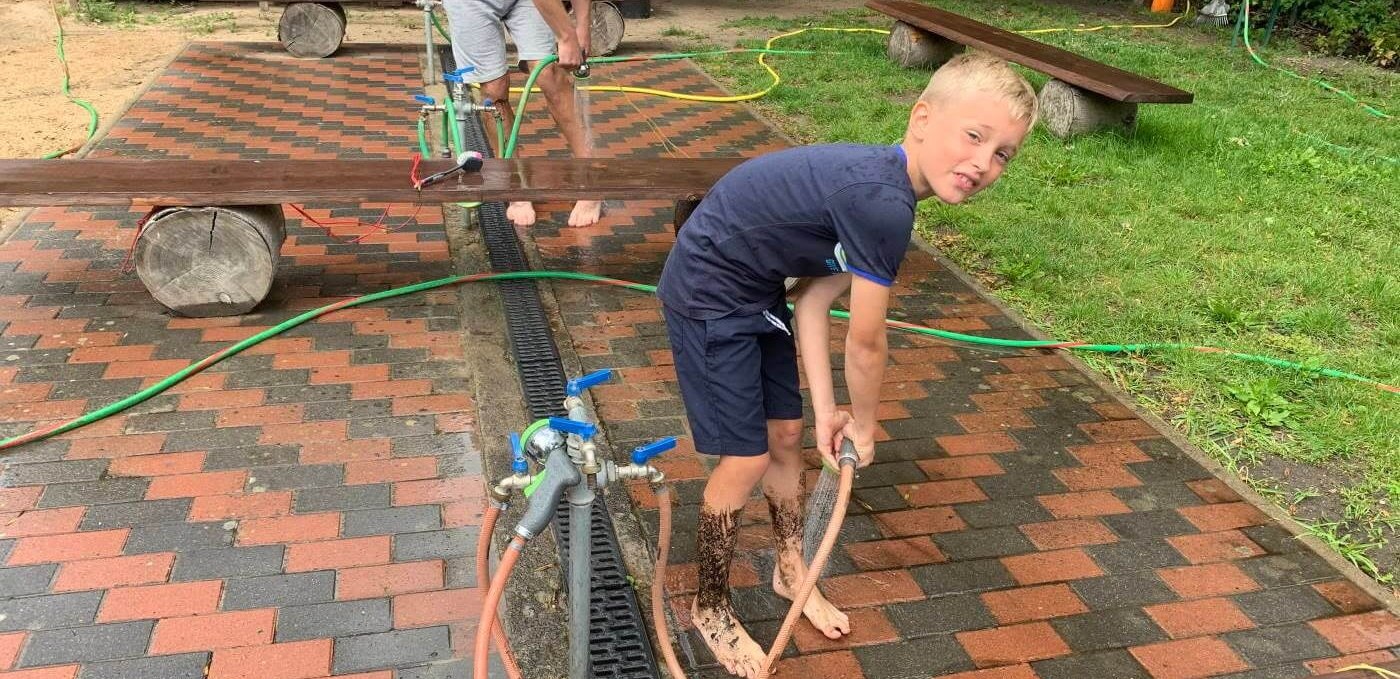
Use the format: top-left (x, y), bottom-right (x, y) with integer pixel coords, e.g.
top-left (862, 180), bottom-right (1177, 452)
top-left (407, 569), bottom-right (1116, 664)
top-left (207, 639), bottom-right (333, 679)
top-left (981, 584), bottom-right (1089, 624)
top-left (150, 609), bottom-right (276, 653)
top-left (97, 580), bottom-right (223, 621)
top-left (957, 622), bottom-right (1071, 667)
top-left (1130, 637), bottom-right (1249, 679)
top-left (1144, 598), bottom-right (1255, 638)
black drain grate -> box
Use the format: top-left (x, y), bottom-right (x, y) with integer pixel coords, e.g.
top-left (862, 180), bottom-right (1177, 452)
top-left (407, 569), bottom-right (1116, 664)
top-left (442, 46), bottom-right (660, 679)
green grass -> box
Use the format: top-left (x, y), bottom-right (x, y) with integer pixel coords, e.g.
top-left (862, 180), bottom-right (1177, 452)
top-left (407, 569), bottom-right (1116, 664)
top-left (686, 1), bottom-right (1399, 581)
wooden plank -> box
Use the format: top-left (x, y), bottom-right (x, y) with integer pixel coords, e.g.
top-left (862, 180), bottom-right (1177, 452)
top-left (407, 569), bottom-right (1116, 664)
top-left (0, 157), bottom-right (743, 208)
top-left (1312, 659), bottom-right (1400, 679)
top-left (866, 0), bottom-right (1193, 103)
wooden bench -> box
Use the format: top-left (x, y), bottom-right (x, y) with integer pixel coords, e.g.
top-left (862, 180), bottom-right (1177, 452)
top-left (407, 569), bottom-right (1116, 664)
top-left (0, 157), bottom-right (737, 316)
top-left (867, 0), bottom-right (1193, 137)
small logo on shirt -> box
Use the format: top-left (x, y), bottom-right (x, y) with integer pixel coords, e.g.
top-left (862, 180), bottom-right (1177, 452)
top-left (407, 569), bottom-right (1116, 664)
top-left (825, 243), bottom-right (849, 274)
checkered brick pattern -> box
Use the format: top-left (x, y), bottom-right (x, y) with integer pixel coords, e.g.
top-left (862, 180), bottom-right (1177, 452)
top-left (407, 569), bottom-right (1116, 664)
top-left (1, 43), bottom-right (484, 679)
top-left (508, 59), bottom-right (1400, 678)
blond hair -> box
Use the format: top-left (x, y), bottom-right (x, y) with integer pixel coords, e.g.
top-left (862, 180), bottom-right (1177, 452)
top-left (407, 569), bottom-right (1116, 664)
top-left (918, 51), bottom-right (1038, 126)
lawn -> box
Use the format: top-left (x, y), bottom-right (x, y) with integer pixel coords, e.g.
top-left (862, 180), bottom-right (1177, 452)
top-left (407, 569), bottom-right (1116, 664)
top-left (676, 0), bottom-right (1400, 584)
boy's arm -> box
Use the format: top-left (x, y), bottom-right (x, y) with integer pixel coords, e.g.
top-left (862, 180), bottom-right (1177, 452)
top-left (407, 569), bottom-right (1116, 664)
top-left (843, 276), bottom-right (891, 467)
top-left (793, 274), bottom-right (852, 466)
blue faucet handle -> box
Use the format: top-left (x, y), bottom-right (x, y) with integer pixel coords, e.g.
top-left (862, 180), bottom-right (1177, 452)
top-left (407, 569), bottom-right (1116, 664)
top-left (509, 433), bottom-right (528, 474)
top-left (566, 369), bottom-right (614, 396)
top-left (548, 416), bottom-right (597, 440)
top-left (632, 437), bottom-right (677, 466)
top-left (414, 94), bottom-right (436, 105)
top-left (443, 72), bottom-right (463, 83)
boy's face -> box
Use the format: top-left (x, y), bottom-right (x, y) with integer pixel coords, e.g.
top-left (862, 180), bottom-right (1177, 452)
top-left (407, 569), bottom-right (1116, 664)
top-left (906, 91), bottom-right (1030, 204)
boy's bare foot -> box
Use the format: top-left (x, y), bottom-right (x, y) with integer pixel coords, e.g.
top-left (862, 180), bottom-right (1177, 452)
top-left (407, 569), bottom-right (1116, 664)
top-left (506, 201), bottom-right (536, 227)
top-left (692, 598), bottom-right (766, 678)
top-left (567, 199), bottom-right (603, 226)
top-left (772, 558), bottom-right (850, 640)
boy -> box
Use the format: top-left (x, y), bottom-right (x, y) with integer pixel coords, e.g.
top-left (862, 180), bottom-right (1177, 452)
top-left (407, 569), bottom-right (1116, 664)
top-left (442, 0), bottom-right (602, 227)
top-left (655, 52), bottom-right (1038, 678)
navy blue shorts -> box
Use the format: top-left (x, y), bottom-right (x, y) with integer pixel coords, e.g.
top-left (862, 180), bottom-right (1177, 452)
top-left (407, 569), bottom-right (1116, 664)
top-left (663, 302), bottom-right (803, 456)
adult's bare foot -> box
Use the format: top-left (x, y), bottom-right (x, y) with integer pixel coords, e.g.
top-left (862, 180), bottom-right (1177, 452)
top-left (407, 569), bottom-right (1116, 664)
top-left (506, 201), bottom-right (536, 227)
top-left (567, 199), bottom-right (602, 226)
top-left (691, 598), bottom-right (767, 678)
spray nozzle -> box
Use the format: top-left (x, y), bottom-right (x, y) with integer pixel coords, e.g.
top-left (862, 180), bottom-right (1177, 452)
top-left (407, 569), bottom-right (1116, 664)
top-left (836, 438), bottom-right (860, 468)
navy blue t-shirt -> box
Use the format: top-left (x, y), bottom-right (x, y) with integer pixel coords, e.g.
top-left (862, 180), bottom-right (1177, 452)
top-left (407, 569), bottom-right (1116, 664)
top-left (657, 144), bottom-right (916, 320)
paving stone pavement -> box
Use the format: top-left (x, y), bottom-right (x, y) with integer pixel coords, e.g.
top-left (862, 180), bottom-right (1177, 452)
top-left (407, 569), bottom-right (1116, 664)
top-left (0, 41), bottom-right (1396, 679)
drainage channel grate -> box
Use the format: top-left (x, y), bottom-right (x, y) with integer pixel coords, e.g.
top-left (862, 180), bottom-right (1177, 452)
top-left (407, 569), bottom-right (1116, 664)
top-left (441, 46), bottom-right (660, 679)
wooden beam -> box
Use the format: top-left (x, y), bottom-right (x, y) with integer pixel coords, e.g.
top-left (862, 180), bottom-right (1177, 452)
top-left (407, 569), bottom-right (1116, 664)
top-left (866, 0), bottom-right (1193, 104)
top-left (0, 157), bottom-right (746, 208)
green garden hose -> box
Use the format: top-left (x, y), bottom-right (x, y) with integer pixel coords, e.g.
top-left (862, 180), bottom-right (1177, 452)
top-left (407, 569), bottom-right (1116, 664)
top-left (43, 1), bottom-right (99, 159)
top-left (1, 270), bottom-right (1392, 453)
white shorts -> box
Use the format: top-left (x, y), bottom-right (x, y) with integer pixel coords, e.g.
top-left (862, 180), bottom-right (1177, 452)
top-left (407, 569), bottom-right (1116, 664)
top-left (442, 0), bottom-right (558, 84)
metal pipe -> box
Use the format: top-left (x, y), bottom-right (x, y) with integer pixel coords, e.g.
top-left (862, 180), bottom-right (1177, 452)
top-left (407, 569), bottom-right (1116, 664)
top-left (567, 479), bottom-right (595, 678)
top-left (421, 1), bottom-right (435, 86)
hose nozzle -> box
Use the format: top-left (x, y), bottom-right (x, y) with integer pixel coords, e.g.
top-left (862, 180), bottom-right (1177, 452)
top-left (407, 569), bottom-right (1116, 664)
top-left (836, 439), bottom-right (859, 468)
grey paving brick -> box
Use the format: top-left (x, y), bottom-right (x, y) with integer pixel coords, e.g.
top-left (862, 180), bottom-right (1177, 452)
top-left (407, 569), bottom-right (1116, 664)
top-left (1223, 624), bottom-right (1337, 666)
top-left (14, 362), bottom-right (105, 384)
top-left (351, 348), bottom-right (429, 365)
top-left (884, 593), bottom-right (996, 638)
top-left (1242, 524), bottom-right (1306, 554)
top-left (850, 487), bottom-right (908, 512)
top-left (0, 564), bottom-right (57, 598)
top-left (80, 499), bottom-right (192, 531)
top-left (79, 652), bottom-right (211, 679)
top-left (225, 369), bottom-right (310, 389)
top-left (342, 506), bottom-right (441, 537)
top-left (955, 498), bottom-right (1054, 529)
top-left (392, 528), bottom-right (478, 562)
top-left (296, 484), bottom-right (392, 513)
top-left (38, 479), bottom-right (149, 508)
top-left (263, 384), bottom-right (353, 405)
top-left (851, 461), bottom-right (927, 489)
top-left (390, 435), bottom-right (464, 458)
top-left (162, 426), bottom-right (261, 452)
top-left (910, 558), bottom-right (1016, 598)
top-left (349, 416), bottom-right (440, 440)
top-left (1233, 585), bottom-right (1339, 626)
top-left (1214, 666), bottom-right (1312, 679)
top-left (1071, 572), bottom-right (1178, 610)
top-left (304, 399), bottom-right (393, 422)
top-left (277, 598), bottom-right (392, 642)
top-left (125, 410), bottom-right (218, 433)
top-left (1033, 649), bottom-right (1150, 679)
top-left (171, 545), bottom-right (284, 581)
top-left (247, 464), bottom-right (344, 491)
top-left (1085, 539), bottom-right (1189, 574)
top-left (125, 521), bottom-right (233, 554)
top-left (1127, 458), bottom-right (1212, 484)
top-left (933, 526), bottom-right (1037, 561)
top-left (1114, 484), bottom-right (1207, 511)
top-left (1102, 509), bottom-right (1199, 540)
top-left (222, 572), bottom-right (335, 610)
top-left (332, 626), bottom-right (452, 674)
top-left (203, 446), bottom-right (300, 471)
top-left (1050, 608), bottom-right (1167, 653)
top-left (0, 459), bottom-right (108, 485)
top-left (0, 438), bottom-right (70, 464)
top-left (975, 470), bottom-right (1068, 499)
top-left (444, 557), bottom-right (476, 589)
top-left (19, 621), bottom-right (153, 666)
top-left (853, 633), bottom-right (974, 678)
top-left (1238, 552), bottom-right (1338, 588)
top-left (396, 660), bottom-right (479, 679)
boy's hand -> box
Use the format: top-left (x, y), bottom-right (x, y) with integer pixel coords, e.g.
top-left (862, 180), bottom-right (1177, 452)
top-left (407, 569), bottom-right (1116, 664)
top-left (839, 420), bottom-right (877, 468)
top-left (814, 410), bottom-right (853, 469)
